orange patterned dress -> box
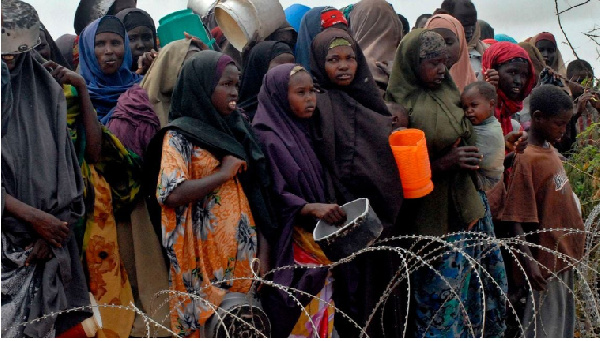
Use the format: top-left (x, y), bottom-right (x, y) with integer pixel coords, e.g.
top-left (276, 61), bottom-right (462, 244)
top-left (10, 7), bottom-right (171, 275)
top-left (157, 131), bottom-right (257, 337)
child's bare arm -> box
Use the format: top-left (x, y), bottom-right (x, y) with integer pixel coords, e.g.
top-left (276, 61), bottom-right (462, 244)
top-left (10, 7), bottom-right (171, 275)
top-left (510, 221), bottom-right (548, 291)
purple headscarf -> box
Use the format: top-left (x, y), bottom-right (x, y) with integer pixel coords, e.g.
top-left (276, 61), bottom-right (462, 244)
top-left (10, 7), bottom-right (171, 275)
top-left (252, 63), bottom-right (330, 337)
top-left (106, 84), bottom-right (160, 159)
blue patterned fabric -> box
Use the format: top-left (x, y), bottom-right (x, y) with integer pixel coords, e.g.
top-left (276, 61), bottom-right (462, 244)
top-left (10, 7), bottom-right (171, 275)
top-left (411, 191), bottom-right (508, 337)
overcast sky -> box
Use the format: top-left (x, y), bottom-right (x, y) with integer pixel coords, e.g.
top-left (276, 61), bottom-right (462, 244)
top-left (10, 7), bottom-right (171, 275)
top-left (28, 0), bottom-right (600, 72)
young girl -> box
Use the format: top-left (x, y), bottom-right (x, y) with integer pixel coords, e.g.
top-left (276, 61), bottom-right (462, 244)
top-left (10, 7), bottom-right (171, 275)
top-left (309, 28), bottom-right (404, 337)
top-left (252, 63), bottom-right (344, 337)
top-left (149, 51), bottom-right (274, 337)
top-left (386, 29), bottom-right (507, 337)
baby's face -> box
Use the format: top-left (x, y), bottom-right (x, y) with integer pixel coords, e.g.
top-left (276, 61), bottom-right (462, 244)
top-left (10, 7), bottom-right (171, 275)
top-left (461, 89), bottom-right (494, 126)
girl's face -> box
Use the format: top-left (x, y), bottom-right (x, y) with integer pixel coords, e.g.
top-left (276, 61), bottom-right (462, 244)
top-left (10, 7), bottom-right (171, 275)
top-left (431, 28), bottom-right (460, 68)
top-left (94, 32), bottom-right (125, 75)
top-left (288, 71), bottom-right (317, 119)
top-left (417, 56), bottom-right (447, 89)
top-left (535, 40), bottom-right (557, 67)
top-left (461, 87), bottom-right (495, 126)
top-left (211, 63), bottom-right (240, 116)
top-left (324, 45), bottom-right (357, 87)
top-left (498, 60), bottom-right (530, 100)
top-left (127, 26), bottom-right (154, 68)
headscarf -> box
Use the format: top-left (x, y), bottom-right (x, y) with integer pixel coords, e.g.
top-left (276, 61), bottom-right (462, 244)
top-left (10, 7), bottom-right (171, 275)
top-left (1, 51), bottom-right (91, 337)
top-left (310, 28), bottom-right (403, 229)
top-left (239, 41), bottom-right (293, 121)
top-left (144, 51), bottom-right (276, 238)
top-left (533, 32), bottom-right (567, 76)
top-left (518, 41), bottom-right (546, 82)
top-left (105, 84), bottom-right (160, 159)
top-left (40, 24), bottom-right (73, 70)
top-left (139, 39), bottom-right (193, 127)
top-left (494, 33), bottom-right (517, 44)
top-left (482, 42), bottom-right (535, 135)
top-left (140, 39), bottom-right (192, 127)
top-left (284, 4), bottom-right (311, 32)
top-left (55, 34), bottom-right (77, 70)
top-left (79, 15), bottom-right (142, 121)
top-left (348, 0), bottom-right (403, 89)
top-left (425, 13), bottom-right (477, 92)
top-left (385, 29), bottom-right (484, 235)
top-left (320, 7), bottom-right (347, 29)
top-left (294, 6), bottom-right (325, 71)
top-left (252, 63), bottom-right (330, 337)
top-left (115, 8), bottom-right (158, 51)
top-left (310, 28), bottom-right (389, 115)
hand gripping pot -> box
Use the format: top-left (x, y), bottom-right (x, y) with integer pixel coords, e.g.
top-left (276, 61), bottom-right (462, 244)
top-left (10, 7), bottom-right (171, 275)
top-left (313, 198), bottom-right (384, 262)
top-left (202, 292), bottom-right (271, 338)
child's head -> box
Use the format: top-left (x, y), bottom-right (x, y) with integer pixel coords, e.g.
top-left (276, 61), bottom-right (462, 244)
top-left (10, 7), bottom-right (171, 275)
top-left (461, 81), bottom-right (497, 125)
top-left (287, 65), bottom-right (317, 119)
top-left (211, 59), bottom-right (240, 117)
top-left (566, 59), bottom-right (594, 99)
top-left (529, 85), bottom-right (574, 145)
top-left (386, 102), bottom-right (409, 130)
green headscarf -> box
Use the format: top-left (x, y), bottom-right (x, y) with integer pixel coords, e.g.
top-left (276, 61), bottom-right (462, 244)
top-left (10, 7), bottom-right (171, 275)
top-left (385, 29), bottom-right (484, 236)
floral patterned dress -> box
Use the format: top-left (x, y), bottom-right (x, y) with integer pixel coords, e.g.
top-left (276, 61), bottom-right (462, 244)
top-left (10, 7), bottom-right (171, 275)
top-left (157, 131), bottom-right (257, 337)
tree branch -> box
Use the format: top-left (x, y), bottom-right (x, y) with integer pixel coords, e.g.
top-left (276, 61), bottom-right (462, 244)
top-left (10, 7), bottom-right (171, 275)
top-left (557, 0), bottom-right (592, 15)
top-left (554, 0), bottom-right (580, 59)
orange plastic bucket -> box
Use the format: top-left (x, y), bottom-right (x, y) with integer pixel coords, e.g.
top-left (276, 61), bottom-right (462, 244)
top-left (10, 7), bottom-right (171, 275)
top-left (389, 129), bottom-right (434, 198)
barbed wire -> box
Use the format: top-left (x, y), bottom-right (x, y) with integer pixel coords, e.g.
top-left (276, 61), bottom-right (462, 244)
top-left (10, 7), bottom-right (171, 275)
top-left (3, 222), bottom-right (598, 338)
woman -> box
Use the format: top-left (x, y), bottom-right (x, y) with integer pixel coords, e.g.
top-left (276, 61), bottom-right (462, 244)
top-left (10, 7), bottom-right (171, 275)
top-left (309, 28), bottom-right (404, 337)
top-left (533, 32), bottom-right (566, 76)
top-left (253, 63), bottom-right (343, 337)
top-left (425, 13), bottom-right (477, 92)
top-left (78, 15), bottom-right (142, 123)
top-left (1, 1), bottom-right (90, 336)
top-left (140, 38), bottom-right (203, 127)
top-left (36, 24), bottom-right (73, 69)
top-left (482, 42), bottom-right (535, 136)
top-left (115, 8), bottom-right (157, 71)
top-left (348, 0), bottom-right (404, 92)
top-left (239, 41), bottom-right (294, 121)
top-left (146, 51), bottom-right (275, 337)
top-left (385, 29), bottom-right (507, 337)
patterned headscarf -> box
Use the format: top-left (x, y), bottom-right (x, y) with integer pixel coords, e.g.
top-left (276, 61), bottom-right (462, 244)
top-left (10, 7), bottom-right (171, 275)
top-left (418, 30), bottom-right (447, 60)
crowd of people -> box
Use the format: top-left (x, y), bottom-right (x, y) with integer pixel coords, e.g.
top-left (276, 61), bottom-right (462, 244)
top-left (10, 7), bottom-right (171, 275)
top-left (1, 0), bottom-right (598, 338)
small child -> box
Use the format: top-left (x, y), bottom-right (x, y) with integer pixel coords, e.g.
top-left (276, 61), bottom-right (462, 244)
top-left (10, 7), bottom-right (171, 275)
top-left (500, 85), bottom-right (585, 338)
top-left (461, 81), bottom-right (505, 191)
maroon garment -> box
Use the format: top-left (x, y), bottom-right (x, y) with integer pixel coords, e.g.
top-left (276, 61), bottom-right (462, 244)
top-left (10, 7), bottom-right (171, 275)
top-left (106, 84), bottom-right (160, 159)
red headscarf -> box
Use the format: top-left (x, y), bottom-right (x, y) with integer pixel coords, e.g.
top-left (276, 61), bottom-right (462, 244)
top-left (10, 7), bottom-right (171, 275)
top-left (534, 32), bottom-right (556, 45)
top-left (482, 42), bottom-right (535, 135)
top-left (320, 8), bottom-right (347, 29)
